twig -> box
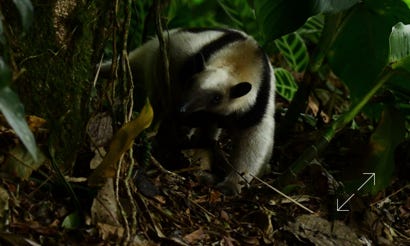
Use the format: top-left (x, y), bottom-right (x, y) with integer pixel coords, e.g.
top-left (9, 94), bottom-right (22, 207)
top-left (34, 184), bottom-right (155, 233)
top-left (371, 183), bottom-right (410, 207)
top-left (150, 156), bottom-right (186, 181)
top-left (252, 175), bottom-right (315, 214)
top-left (188, 197), bottom-right (216, 219)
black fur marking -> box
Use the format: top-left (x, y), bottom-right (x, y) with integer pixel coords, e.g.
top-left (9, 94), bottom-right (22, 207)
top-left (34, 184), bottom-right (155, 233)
top-left (222, 50), bottom-right (271, 129)
top-left (176, 30), bottom-right (271, 130)
top-left (179, 30), bottom-right (247, 89)
top-left (230, 82), bottom-right (252, 99)
top-left (198, 31), bottom-right (246, 62)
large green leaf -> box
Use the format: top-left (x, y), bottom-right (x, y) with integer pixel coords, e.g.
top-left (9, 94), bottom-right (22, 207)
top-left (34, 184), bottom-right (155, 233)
top-left (364, 106), bottom-right (405, 194)
top-left (275, 32), bottom-right (309, 72)
top-left (404, 0), bottom-right (410, 8)
top-left (167, 0), bottom-right (221, 28)
top-left (274, 67), bottom-right (298, 101)
top-left (253, 0), bottom-right (315, 41)
top-left (327, 0), bottom-right (410, 103)
top-left (217, 0), bottom-right (255, 28)
top-left (253, 0), bottom-right (360, 42)
top-left (0, 59), bottom-right (38, 161)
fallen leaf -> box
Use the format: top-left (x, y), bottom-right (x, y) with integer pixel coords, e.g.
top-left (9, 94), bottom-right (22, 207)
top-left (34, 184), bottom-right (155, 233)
top-left (183, 227), bottom-right (207, 244)
top-left (91, 178), bottom-right (120, 226)
top-left (1, 145), bottom-right (46, 180)
top-left (86, 112), bottom-right (113, 148)
top-left (285, 214), bottom-right (363, 246)
top-left (88, 100), bottom-right (153, 186)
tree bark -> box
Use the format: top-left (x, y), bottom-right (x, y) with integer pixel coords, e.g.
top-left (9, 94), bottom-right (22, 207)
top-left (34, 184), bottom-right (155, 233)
top-left (9, 0), bottom-right (110, 169)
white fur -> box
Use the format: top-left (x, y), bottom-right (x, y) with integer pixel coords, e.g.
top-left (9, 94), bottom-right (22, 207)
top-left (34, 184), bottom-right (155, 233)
top-left (112, 28), bottom-right (275, 194)
top-left (220, 66), bottom-right (275, 194)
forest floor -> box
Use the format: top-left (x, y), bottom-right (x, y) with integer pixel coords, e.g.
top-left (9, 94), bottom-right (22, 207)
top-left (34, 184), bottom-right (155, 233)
top-left (0, 101), bottom-right (409, 245)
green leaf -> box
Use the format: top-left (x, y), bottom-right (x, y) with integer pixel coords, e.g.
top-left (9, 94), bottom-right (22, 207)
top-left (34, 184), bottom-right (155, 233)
top-left (389, 22), bottom-right (410, 75)
top-left (392, 55), bottom-right (410, 72)
top-left (167, 0), bottom-right (221, 28)
top-left (253, 0), bottom-right (360, 42)
top-left (404, 0), bottom-right (410, 9)
top-left (275, 32), bottom-right (309, 72)
top-left (274, 67), bottom-right (298, 101)
top-left (62, 211), bottom-right (82, 229)
top-left (327, 0), bottom-right (410, 103)
top-left (297, 14), bottom-right (324, 44)
top-left (0, 59), bottom-right (38, 162)
top-left (218, 0), bottom-right (250, 28)
top-left (12, 0), bottom-right (33, 32)
top-left (253, 0), bottom-right (315, 41)
top-left (364, 106), bottom-right (405, 194)
top-left (387, 65), bottom-right (410, 92)
top-left (217, 0), bottom-right (258, 37)
top-left (389, 22), bottom-right (410, 63)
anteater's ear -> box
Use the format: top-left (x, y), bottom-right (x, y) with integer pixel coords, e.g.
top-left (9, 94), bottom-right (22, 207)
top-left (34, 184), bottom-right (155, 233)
top-left (229, 82), bottom-right (252, 99)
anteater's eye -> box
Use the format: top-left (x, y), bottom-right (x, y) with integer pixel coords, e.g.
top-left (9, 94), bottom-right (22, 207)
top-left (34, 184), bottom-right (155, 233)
top-left (211, 94), bottom-right (222, 105)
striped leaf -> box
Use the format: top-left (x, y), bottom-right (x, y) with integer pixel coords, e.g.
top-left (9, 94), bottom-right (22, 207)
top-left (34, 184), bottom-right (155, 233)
top-left (297, 14), bottom-right (324, 44)
top-left (275, 32), bottom-right (310, 72)
top-left (275, 67), bottom-right (298, 101)
top-left (217, 0), bottom-right (259, 38)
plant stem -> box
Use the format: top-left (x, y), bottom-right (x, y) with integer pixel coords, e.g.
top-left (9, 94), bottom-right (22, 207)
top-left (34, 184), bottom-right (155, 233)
top-left (279, 67), bottom-right (394, 184)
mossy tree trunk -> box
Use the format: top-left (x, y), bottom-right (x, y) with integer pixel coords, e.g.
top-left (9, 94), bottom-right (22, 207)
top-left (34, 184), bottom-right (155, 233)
top-left (9, 0), bottom-right (111, 170)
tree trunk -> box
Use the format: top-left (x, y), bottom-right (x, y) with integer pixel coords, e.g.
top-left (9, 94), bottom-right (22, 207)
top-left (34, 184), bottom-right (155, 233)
top-left (10, 0), bottom-right (110, 169)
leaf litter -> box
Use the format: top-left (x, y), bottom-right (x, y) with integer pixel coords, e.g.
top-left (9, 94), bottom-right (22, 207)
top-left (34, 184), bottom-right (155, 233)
top-left (0, 91), bottom-right (409, 245)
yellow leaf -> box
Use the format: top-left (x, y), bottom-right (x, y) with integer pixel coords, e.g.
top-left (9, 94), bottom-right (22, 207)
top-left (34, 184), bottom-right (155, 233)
top-left (88, 100), bottom-right (154, 187)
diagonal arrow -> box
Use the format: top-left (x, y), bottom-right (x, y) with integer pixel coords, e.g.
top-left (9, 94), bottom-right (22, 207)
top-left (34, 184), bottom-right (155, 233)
top-left (357, 172), bottom-right (376, 191)
top-left (336, 193), bottom-right (355, 212)
top-left (336, 173), bottom-right (377, 212)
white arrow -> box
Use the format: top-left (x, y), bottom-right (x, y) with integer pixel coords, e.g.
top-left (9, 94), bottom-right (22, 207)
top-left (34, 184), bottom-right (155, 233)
top-left (337, 173), bottom-right (376, 212)
top-left (336, 193), bottom-right (355, 212)
top-left (357, 173), bottom-right (376, 191)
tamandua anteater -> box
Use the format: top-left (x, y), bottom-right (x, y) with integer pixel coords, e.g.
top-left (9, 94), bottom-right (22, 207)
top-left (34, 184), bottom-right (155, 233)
top-left (101, 28), bottom-right (275, 195)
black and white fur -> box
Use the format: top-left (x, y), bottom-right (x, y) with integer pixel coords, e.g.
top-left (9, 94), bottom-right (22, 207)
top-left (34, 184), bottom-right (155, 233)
top-left (103, 28), bottom-right (275, 195)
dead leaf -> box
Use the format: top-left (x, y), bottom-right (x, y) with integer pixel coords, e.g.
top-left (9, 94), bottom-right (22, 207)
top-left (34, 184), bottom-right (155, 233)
top-left (285, 214), bottom-right (364, 246)
top-left (96, 222), bottom-right (124, 241)
top-left (88, 100), bottom-right (153, 186)
top-left (26, 115), bottom-right (47, 133)
top-left (91, 178), bottom-right (120, 226)
top-left (220, 210), bottom-right (230, 222)
top-left (0, 186), bottom-right (9, 230)
top-left (89, 147), bottom-right (106, 169)
top-left (183, 227), bottom-right (208, 244)
top-left (1, 145), bottom-right (46, 180)
top-left (86, 112), bottom-right (113, 148)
